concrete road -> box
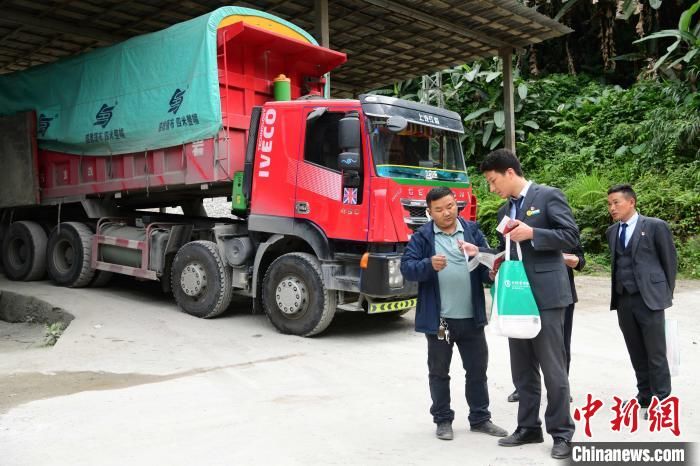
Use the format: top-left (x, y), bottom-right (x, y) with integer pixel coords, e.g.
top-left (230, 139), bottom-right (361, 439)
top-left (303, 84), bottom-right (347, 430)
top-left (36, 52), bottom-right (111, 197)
top-left (0, 275), bottom-right (698, 465)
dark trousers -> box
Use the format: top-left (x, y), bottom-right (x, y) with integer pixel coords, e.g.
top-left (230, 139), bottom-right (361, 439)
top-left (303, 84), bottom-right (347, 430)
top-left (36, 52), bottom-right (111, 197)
top-left (509, 308), bottom-right (575, 441)
top-left (426, 318), bottom-right (491, 426)
top-left (564, 303), bottom-right (574, 374)
top-left (616, 291), bottom-right (671, 405)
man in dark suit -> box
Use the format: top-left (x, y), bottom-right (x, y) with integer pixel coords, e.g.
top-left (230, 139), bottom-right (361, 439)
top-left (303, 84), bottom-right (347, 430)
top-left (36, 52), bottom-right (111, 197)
top-left (606, 184), bottom-right (677, 410)
top-left (507, 244), bottom-right (585, 403)
top-left (562, 245), bottom-right (585, 377)
top-left (460, 149), bottom-right (578, 459)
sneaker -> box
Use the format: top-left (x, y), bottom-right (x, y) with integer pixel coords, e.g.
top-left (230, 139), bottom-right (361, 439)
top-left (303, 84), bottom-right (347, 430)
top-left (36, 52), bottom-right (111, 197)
top-left (470, 420), bottom-right (508, 437)
top-left (436, 421), bottom-right (453, 440)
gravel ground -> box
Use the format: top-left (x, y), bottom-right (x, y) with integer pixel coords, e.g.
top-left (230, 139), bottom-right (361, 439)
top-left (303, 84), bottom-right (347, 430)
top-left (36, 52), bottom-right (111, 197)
top-left (0, 275), bottom-right (698, 466)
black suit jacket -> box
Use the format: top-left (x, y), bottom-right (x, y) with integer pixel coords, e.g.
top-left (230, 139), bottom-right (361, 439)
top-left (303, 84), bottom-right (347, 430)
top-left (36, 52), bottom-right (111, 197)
top-left (606, 214), bottom-right (677, 311)
top-left (494, 183), bottom-right (580, 311)
top-left (565, 244), bottom-right (585, 303)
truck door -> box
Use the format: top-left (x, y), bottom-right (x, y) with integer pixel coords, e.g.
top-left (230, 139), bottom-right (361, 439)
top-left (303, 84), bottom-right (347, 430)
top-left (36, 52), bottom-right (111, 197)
top-left (294, 107), bottom-right (369, 241)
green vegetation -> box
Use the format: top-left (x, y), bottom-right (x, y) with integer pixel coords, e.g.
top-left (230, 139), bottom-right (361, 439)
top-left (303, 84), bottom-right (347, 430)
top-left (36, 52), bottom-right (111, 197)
top-left (373, 0), bottom-right (700, 277)
top-left (44, 322), bottom-right (65, 346)
top-left (470, 75), bottom-right (699, 278)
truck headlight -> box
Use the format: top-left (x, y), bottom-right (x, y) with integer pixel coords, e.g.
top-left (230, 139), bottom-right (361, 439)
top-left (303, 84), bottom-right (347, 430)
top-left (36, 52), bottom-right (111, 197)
top-left (388, 258), bottom-right (404, 288)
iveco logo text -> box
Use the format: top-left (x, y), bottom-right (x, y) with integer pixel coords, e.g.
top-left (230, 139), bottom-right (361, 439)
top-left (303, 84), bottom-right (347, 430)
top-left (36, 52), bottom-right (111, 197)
top-left (258, 109), bottom-right (276, 178)
top-left (168, 88), bottom-right (186, 114)
top-left (94, 103), bottom-right (116, 128)
top-left (418, 113), bottom-right (440, 125)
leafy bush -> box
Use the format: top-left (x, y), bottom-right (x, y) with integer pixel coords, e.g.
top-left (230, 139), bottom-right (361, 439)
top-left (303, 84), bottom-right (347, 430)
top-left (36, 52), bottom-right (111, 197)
top-left (375, 66), bottom-right (698, 276)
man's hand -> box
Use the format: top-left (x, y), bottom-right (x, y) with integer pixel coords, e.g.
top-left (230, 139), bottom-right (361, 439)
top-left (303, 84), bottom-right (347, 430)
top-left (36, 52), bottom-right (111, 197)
top-left (457, 240), bottom-right (479, 257)
top-left (431, 254), bottom-right (447, 271)
top-left (488, 269), bottom-right (496, 281)
top-left (563, 253), bottom-right (579, 269)
top-left (508, 220), bottom-right (534, 242)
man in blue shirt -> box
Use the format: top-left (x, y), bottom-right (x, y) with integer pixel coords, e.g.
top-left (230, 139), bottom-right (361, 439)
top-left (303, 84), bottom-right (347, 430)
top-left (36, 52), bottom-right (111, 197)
top-left (401, 186), bottom-right (507, 441)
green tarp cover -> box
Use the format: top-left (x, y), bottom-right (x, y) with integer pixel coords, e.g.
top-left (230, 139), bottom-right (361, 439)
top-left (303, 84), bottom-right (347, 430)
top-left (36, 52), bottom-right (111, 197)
top-left (0, 7), bottom-right (317, 156)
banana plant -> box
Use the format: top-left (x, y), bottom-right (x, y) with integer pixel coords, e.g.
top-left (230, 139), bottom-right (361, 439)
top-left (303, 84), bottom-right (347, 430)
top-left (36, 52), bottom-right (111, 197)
top-left (633, 0), bottom-right (700, 73)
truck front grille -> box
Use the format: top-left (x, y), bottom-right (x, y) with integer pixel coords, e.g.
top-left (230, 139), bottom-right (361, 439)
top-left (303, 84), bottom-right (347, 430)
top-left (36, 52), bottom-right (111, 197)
top-left (400, 199), bottom-right (467, 231)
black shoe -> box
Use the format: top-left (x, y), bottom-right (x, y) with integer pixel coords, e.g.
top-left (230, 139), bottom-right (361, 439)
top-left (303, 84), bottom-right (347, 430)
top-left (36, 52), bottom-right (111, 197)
top-left (551, 438), bottom-right (572, 459)
top-left (470, 420), bottom-right (508, 437)
top-left (498, 427), bottom-right (544, 446)
top-left (622, 398), bottom-right (650, 409)
top-left (436, 421), bottom-right (453, 440)
top-left (507, 390), bottom-right (519, 403)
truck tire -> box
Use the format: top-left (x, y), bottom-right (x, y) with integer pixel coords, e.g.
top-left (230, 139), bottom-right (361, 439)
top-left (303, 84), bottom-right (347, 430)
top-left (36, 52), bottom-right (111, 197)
top-left (1, 221), bottom-right (47, 281)
top-left (89, 270), bottom-right (113, 287)
top-left (262, 252), bottom-right (336, 337)
top-left (46, 222), bottom-right (96, 287)
top-left (171, 240), bottom-right (233, 319)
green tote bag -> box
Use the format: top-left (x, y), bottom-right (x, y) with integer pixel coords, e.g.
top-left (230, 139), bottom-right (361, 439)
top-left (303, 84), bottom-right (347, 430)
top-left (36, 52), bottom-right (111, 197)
top-left (492, 235), bottom-right (541, 339)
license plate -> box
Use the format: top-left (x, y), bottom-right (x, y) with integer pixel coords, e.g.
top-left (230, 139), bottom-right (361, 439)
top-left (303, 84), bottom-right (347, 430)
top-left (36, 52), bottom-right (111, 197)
top-left (368, 298), bottom-right (416, 314)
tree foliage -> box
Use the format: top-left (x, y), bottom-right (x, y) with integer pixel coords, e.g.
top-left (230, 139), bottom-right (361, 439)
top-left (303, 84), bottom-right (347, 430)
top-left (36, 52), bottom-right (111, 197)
top-left (372, 2), bottom-right (700, 276)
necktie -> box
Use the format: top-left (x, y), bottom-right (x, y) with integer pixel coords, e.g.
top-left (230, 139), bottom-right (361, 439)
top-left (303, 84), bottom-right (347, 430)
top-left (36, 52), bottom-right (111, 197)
top-left (511, 196), bottom-right (524, 219)
top-left (619, 223), bottom-right (628, 250)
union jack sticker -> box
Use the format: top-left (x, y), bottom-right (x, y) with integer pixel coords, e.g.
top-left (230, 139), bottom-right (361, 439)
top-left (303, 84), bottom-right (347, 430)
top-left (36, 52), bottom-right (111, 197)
top-left (343, 187), bottom-right (358, 205)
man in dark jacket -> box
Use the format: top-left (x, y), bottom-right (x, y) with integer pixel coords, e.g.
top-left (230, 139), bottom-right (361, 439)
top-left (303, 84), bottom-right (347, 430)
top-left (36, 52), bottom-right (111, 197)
top-left (607, 184), bottom-right (677, 411)
top-left (400, 186), bottom-right (507, 441)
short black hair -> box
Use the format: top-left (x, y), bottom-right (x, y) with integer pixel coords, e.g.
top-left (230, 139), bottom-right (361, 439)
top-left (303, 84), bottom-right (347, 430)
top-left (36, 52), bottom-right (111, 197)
top-left (426, 186), bottom-right (455, 207)
top-left (479, 148), bottom-right (523, 176)
top-left (608, 184), bottom-right (637, 202)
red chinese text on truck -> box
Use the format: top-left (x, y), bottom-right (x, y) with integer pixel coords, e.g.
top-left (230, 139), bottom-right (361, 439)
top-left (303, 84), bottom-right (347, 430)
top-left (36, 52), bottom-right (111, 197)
top-left (0, 8), bottom-right (476, 336)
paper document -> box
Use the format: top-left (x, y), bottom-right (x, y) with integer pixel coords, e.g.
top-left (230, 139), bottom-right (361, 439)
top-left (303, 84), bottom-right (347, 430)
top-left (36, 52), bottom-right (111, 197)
top-left (468, 250), bottom-right (506, 272)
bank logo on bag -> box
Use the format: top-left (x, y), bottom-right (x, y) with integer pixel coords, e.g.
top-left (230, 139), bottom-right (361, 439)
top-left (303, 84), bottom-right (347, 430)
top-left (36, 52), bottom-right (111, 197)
top-left (94, 103), bottom-right (116, 128)
top-left (504, 280), bottom-right (511, 288)
top-left (168, 88), bottom-right (186, 114)
top-left (38, 114), bottom-right (55, 137)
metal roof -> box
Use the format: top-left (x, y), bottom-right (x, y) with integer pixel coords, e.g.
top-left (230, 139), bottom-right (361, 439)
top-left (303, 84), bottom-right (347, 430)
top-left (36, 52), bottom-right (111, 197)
top-left (0, 0), bottom-right (571, 96)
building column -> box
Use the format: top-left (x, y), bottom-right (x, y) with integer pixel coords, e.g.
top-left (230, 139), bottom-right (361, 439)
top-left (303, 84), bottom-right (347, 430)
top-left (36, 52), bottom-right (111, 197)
top-left (500, 47), bottom-right (515, 154)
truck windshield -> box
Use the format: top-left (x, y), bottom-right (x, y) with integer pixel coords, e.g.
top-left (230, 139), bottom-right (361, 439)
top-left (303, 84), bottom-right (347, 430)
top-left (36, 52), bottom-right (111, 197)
top-left (368, 117), bottom-right (468, 183)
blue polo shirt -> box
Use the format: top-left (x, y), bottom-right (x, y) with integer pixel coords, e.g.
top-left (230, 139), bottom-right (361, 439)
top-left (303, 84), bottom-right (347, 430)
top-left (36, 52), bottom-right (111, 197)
top-left (434, 222), bottom-right (474, 319)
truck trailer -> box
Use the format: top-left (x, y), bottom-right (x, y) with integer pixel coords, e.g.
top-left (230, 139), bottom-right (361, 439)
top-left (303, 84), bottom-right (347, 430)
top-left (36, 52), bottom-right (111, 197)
top-left (0, 7), bottom-right (476, 336)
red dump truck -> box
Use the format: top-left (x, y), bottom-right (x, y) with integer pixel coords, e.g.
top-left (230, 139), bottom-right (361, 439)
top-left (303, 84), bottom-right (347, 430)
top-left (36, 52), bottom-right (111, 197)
top-left (0, 8), bottom-right (476, 336)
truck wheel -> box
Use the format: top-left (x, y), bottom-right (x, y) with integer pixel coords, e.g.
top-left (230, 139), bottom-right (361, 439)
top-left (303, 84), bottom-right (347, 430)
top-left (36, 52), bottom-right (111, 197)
top-left (89, 270), bottom-right (113, 287)
top-left (171, 241), bottom-right (233, 318)
top-left (46, 222), bottom-right (96, 287)
top-left (1, 221), bottom-right (47, 281)
top-left (262, 252), bottom-right (336, 337)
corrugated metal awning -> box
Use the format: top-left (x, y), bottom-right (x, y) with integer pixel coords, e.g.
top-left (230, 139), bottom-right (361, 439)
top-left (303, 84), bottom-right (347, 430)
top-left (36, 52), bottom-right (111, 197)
top-left (0, 0), bottom-right (570, 96)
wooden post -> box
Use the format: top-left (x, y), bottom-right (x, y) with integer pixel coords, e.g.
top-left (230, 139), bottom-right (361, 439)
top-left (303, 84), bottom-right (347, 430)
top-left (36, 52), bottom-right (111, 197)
top-left (500, 47), bottom-right (515, 155)
top-left (315, 0), bottom-right (330, 96)
top-left (315, 0), bottom-right (329, 48)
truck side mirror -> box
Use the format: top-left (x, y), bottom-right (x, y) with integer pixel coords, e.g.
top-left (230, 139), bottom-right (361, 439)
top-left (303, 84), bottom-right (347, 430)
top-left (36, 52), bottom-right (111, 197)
top-left (338, 151), bottom-right (361, 171)
top-left (386, 116), bottom-right (408, 133)
top-left (342, 171), bottom-right (361, 188)
top-left (338, 113), bottom-right (360, 152)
